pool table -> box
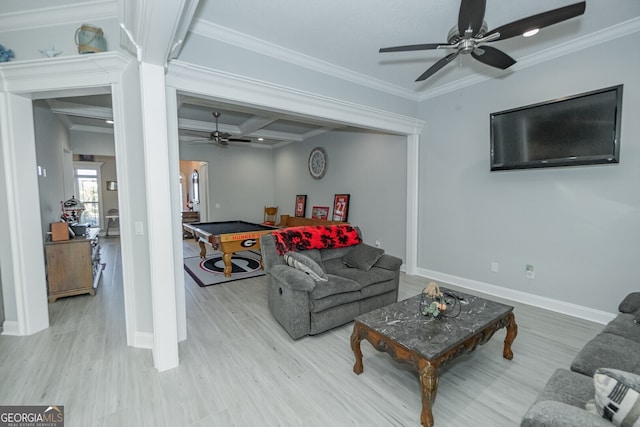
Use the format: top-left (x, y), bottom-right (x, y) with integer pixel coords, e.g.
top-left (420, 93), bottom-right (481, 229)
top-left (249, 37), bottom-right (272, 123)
top-left (182, 220), bottom-right (277, 277)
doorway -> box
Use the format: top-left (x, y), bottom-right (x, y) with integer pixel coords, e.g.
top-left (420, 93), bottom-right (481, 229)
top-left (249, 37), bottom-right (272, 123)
top-left (179, 160), bottom-right (209, 222)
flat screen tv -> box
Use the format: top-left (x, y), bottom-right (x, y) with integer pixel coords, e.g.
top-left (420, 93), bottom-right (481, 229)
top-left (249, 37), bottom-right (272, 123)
top-left (490, 85), bottom-right (623, 171)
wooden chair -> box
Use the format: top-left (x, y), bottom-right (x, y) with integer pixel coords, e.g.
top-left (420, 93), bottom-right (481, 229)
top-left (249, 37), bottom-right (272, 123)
top-left (263, 206), bottom-right (278, 226)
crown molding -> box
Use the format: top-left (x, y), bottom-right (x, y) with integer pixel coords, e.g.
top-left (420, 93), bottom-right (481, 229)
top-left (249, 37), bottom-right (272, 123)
top-left (0, 0), bottom-right (118, 32)
top-left (0, 51), bottom-right (131, 94)
top-left (71, 124), bottom-right (114, 134)
top-left (190, 19), bottom-right (419, 102)
top-left (418, 16), bottom-right (640, 102)
top-left (47, 99), bottom-right (113, 120)
top-left (167, 60), bottom-right (425, 136)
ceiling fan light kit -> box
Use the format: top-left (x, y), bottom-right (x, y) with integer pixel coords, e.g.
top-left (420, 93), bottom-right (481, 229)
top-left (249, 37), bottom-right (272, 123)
top-left (380, 0), bottom-right (586, 82)
top-left (188, 111), bottom-right (252, 147)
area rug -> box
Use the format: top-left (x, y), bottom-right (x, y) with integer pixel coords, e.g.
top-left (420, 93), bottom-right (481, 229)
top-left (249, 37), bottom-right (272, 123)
top-left (183, 250), bottom-right (265, 287)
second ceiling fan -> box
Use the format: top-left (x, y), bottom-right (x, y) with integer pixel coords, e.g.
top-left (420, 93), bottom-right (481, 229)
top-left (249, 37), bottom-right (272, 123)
top-left (189, 112), bottom-right (251, 146)
top-left (379, 1), bottom-right (586, 82)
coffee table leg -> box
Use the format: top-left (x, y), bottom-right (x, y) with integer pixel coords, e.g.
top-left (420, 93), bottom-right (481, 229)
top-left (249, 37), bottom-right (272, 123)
top-left (503, 312), bottom-right (518, 360)
top-left (419, 363), bottom-right (438, 427)
top-left (350, 323), bottom-right (364, 374)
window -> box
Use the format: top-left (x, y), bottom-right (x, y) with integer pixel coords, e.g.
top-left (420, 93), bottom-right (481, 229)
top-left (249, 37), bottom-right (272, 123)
top-left (191, 170), bottom-right (199, 204)
top-left (74, 162), bottom-right (103, 227)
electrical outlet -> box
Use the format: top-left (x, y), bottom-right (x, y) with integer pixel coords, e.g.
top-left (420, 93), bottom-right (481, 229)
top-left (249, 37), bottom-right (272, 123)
top-left (526, 264), bottom-right (535, 279)
top-left (491, 262), bottom-right (499, 273)
top-left (375, 240), bottom-right (381, 247)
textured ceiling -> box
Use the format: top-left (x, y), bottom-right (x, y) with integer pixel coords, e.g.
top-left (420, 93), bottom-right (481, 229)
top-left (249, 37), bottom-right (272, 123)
top-left (192, 0), bottom-right (640, 94)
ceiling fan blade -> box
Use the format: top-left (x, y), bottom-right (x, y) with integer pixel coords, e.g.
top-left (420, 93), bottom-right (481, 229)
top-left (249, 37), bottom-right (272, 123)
top-left (380, 43), bottom-right (445, 53)
top-left (471, 46), bottom-right (516, 69)
top-left (485, 1), bottom-right (586, 42)
top-left (416, 51), bottom-right (460, 82)
top-left (458, 0), bottom-right (486, 38)
top-left (228, 137), bottom-right (252, 143)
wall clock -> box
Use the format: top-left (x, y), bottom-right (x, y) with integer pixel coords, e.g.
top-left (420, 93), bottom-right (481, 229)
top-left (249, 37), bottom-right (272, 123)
top-left (308, 147), bottom-right (327, 179)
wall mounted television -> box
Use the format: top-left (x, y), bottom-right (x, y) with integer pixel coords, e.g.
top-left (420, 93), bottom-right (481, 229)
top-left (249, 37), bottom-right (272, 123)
top-left (490, 85), bottom-right (623, 171)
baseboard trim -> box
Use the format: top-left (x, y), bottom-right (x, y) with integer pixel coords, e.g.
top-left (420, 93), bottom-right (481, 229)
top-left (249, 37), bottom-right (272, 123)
top-left (416, 268), bottom-right (616, 325)
top-left (1, 321), bottom-right (21, 336)
top-left (134, 332), bottom-right (154, 349)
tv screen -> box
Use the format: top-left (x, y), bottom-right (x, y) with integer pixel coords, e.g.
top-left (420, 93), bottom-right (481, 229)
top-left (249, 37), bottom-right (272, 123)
top-left (490, 85), bottom-right (623, 171)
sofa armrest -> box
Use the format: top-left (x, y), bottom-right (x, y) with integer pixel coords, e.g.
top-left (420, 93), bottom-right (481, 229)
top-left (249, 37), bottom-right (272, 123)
top-left (373, 254), bottom-right (403, 272)
top-left (269, 264), bottom-right (316, 292)
top-left (521, 401), bottom-right (611, 427)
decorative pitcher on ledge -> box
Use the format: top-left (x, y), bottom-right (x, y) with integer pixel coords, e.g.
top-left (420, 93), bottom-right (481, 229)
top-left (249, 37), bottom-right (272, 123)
top-left (75, 24), bottom-right (107, 54)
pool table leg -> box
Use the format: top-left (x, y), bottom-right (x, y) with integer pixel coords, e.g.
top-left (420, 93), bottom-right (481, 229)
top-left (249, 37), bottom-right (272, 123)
top-left (198, 240), bottom-right (207, 258)
top-left (222, 252), bottom-right (233, 277)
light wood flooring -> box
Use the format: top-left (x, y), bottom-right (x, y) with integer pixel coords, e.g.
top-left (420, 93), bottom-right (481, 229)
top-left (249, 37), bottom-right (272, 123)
top-left (0, 238), bottom-right (604, 426)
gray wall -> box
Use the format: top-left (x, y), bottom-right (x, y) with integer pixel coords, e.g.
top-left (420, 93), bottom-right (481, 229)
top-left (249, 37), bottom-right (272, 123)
top-left (33, 100), bottom-right (70, 239)
top-left (179, 142), bottom-right (275, 224)
top-left (70, 130), bottom-right (116, 156)
top-left (273, 130), bottom-right (407, 260)
top-left (417, 33), bottom-right (640, 313)
top-left (179, 129), bottom-right (407, 260)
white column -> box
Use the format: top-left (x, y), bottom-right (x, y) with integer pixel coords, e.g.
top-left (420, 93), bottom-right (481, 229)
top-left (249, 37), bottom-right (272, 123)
top-left (405, 133), bottom-right (420, 275)
top-left (139, 62), bottom-right (179, 371)
top-left (0, 92), bottom-right (49, 335)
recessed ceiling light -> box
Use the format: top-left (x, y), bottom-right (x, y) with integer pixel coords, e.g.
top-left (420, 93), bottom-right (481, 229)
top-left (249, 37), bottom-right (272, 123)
top-left (258, 137), bottom-right (264, 141)
top-left (106, 119), bottom-right (114, 124)
top-left (523, 28), bottom-right (539, 37)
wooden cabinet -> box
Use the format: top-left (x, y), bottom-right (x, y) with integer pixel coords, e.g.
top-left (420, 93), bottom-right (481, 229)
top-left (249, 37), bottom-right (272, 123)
top-left (182, 211), bottom-right (200, 224)
top-left (182, 211), bottom-right (200, 237)
top-left (45, 228), bottom-right (102, 303)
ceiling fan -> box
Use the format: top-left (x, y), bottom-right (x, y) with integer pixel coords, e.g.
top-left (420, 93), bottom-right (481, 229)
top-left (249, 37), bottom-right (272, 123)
top-left (186, 112), bottom-right (251, 146)
top-left (379, 1), bottom-right (586, 82)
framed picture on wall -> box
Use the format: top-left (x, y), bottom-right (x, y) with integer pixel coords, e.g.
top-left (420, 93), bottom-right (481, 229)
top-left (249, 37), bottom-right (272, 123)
top-left (311, 206), bottom-right (329, 220)
top-left (332, 194), bottom-right (350, 221)
top-left (295, 195), bottom-right (307, 217)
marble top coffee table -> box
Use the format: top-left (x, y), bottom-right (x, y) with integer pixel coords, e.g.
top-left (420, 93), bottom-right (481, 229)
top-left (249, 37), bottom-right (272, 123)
top-left (350, 288), bottom-right (517, 427)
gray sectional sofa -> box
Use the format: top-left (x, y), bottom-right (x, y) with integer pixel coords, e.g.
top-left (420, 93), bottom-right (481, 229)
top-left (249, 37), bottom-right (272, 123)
top-left (260, 226), bottom-right (402, 339)
top-left (521, 292), bottom-right (640, 426)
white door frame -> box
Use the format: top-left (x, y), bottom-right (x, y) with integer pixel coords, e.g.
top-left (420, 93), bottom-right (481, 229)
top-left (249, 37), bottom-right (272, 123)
top-left (0, 54), bottom-right (141, 346)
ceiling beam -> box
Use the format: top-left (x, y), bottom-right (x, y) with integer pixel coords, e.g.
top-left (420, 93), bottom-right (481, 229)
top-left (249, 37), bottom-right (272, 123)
top-left (302, 126), bottom-right (340, 140)
top-left (46, 99), bottom-right (113, 120)
top-left (237, 115), bottom-right (278, 136)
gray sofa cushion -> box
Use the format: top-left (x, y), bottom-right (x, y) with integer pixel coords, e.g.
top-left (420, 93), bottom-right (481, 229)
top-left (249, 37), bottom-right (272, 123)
top-left (323, 258), bottom-right (397, 287)
top-left (571, 333), bottom-right (640, 377)
top-left (310, 274), bottom-right (362, 300)
top-left (320, 246), bottom-right (353, 262)
top-left (535, 368), bottom-right (596, 407)
top-left (619, 292), bottom-right (640, 314)
top-left (521, 401), bottom-right (614, 427)
top-left (342, 243), bottom-right (385, 271)
top-left (521, 369), bottom-right (611, 427)
top-left (360, 276), bottom-right (398, 299)
top-left (602, 313), bottom-right (640, 343)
